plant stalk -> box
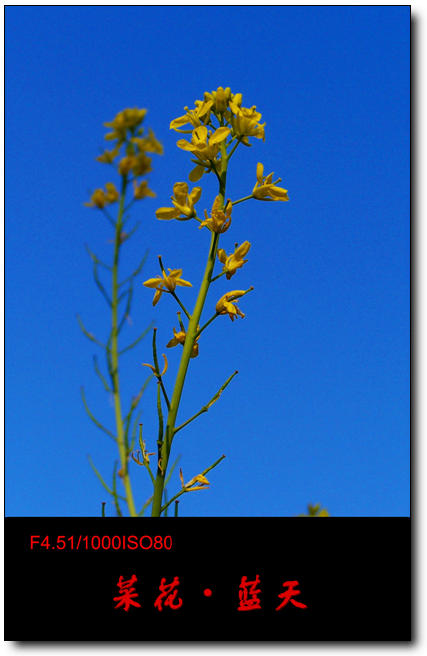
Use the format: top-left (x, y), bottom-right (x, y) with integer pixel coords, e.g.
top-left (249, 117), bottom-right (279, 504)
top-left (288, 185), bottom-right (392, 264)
top-left (112, 175), bottom-right (137, 517)
top-left (151, 145), bottom-right (228, 516)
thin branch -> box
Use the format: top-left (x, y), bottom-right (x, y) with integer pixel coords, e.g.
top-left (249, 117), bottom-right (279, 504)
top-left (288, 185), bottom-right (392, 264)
top-left (170, 290), bottom-right (192, 320)
top-left (129, 410), bottom-right (142, 452)
top-left (163, 489), bottom-right (169, 517)
top-left (208, 158), bottom-right (222, 184)
top-left (85, 244), bottom-right (112, 271)
top-left (138, 495), bottom-right (154, 517)
top-left (227, 136), bottom-right (243, 160)
top-left (123, 374), bottom-right (153, 448)
top-left (174, 370), bottom-right (238, 435)
top-left (123, 220), bottom-right (141, 241)
top-left (156, 382), bottom-right (164, 454)
top-left (88, 455), bottom-right (127, 501)
top-left (118, 250), bottom-right (149, 288)
top-left (92, 259), bottom-right (112, 307)
top-left (80, 387), bottom-right (117, 442)
top-left (231, 194), bottom-right (254, 207)
top-left (209, 271), bottom-right (226, 284)
top-left (119, 322), bottom-right (154, 355)
top-left (152, 328), bottom-right (170, 410)
top-left (92, 355), bottom-right (112, 393)
top-left (76, 314), bottom-right (106, 349)
top-left (195, 312), bottom-right (219, 338)
top-left (112, 462), bottom-right (123, 517)
top-left (117, 281), bottom-right (133, 334)
top-left (165, 454), bottom-right (181, 487)
top-left (160, 454), bottom-right (226, 515)
top-left (101, 207), bottom-right (116, 227)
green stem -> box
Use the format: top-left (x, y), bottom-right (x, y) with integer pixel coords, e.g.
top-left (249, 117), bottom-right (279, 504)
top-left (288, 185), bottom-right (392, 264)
top-left (151, 143), bottom-right (229, 516)
top-left (170, 291), bottom-right (192, 320)
top-left (195, 312), bottom-right (219, 338)
top-left (210, 270), bottom-right (226, 284)
top-left (174, 370), bottom-right (238, 434)
top-left (227, 136), bottom-right (242, 160)
top-left (232, 194), bottom-right (254, 207)
top-left (112, 175), bottom-right (137, 517)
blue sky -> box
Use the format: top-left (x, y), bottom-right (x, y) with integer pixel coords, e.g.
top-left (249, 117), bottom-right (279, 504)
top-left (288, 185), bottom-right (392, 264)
top-left (5, 5), bottom-right (410, 517)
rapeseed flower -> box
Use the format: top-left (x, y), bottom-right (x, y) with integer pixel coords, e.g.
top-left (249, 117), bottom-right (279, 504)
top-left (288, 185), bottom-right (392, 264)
top-left (133, 180), bottom-right (156, 200)
top-left (104, 108), bottom-right (147, 143)
top-left (166, 327), bottom-right (199, 358)
top-left (252, 163), bottom-right (289, 201)
top-left (156, 182), bottom-right (202, 221)
top-left (170, 99), bottom-right (213, 133)
top-left (199, 195), bottom-right (232, 233)
top-left (84, 182), bottom-right (120, 208)
top-left (215, 290), bottom-right (247, 321)
top-left (217, 241), bottom-right (251, 279)
top-left (176, 125), bottom-right (230, 162)
top-left (143, 268), bottom-right (192, 306)
top-left (232, 106), bottom-right (265, 142)
top-left (96, 147), bottom-right (120, 164)
top-left (131, 128), bottom-right (163, 155)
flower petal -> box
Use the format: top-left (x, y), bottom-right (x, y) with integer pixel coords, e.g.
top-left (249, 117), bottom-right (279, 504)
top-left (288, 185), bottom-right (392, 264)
top-left (155, 207), bottom-right (180, 220)
top-left (143, 277), bottom-right (162, 288)
top-left (188, 165), bottom-right (205, 182)
top-left (209, 126), bottom-right (231, 146)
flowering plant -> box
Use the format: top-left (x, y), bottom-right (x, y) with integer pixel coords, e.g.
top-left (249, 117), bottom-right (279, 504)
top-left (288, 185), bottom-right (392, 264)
top-left (144, 87), bottom-right (288, 516)
top-left (81, 89), bottom-right (291, 517)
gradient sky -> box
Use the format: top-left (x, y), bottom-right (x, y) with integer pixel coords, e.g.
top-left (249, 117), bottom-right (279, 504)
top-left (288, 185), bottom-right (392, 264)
top-left (5, 5), bottom-right (410, 517)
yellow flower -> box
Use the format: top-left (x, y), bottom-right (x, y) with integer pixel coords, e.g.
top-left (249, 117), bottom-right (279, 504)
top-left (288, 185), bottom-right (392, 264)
top-left (180, 468), bottom-right (210, 490)
top-left (204, 86), bottom-right (232, 113)
top-left (133, 180), bottom-right (156, 200)
top-left (215, 290), bottom-right (248, 321)
top-left (104, 108), bottom-right (147, 142)
top-left (96, 147), bottom-right (120, 164)
top-left (156, 182), bottom-right (202, 221)
top-left (131, 128), bottom-right (163, 155)
top-left (118, 152), bottom-right (152, 177)
top-left (252, 162), bottom-right (289, 201)
top-left (166, 327), bottom-right (199, 358)
top-left (118, 156), bottom-right (135, 175)
top-left (143, 268), bottom-right (192, 306)
top-left (176, 125), bottom-right (230, 162)
top-left (131, 152), bottom-right (152, 176)
top-left (217, 241), bottom-right (251, 279)
top-left (84, 182), bottom-right (120, 208)
top-left (199, 196), bottom-right (232, 233)
top-left (170, 99), bottom-right (213, 133)
top-left (203, 87), bottom-right (243, 117)
top-left (232, 106), bottom-right (265, 141)
top-left (104, 182), bottom-right (120, 203)
top-left (227, 92), bottom-right (243, 115)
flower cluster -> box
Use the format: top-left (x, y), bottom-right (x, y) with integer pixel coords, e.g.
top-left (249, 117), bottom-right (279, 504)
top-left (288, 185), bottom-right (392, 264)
top-left (145, 88), bottom-right (289, 336)
top-left (168, 87), bottom-right (266, 183)
top-left (85, 107), bottom-right (162, 207)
